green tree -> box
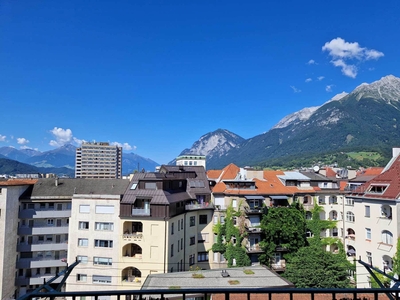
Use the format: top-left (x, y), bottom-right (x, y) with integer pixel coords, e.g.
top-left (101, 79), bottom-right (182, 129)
top-left (259, 203), bottom-right (307, 265)
top-left (283, 244), bottom-right (352, 288)
top-left (392, 238), bottom-right (400, 278)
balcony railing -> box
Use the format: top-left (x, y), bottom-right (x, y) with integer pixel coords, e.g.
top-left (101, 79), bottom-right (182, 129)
top-left (123, 232), bottom-right (143, 240)
top-left (22, 288), bottom-right (400, 300)
top-left (131, 208), bottom-right (150, 216)
top-left (185, 202), bottom-right (213, 210)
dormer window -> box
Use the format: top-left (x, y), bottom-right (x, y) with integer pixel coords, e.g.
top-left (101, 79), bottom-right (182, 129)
top-left (145, 182), bottom-right (157, 190)
top-left (367, 184), bottom-right (388, 194)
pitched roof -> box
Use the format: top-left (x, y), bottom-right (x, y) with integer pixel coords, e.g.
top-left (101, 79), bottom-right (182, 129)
top-left (352, 157), bottom-right (400, 200)
top-left (220, 163), bottom-right (240, 180)
top-left (207, 170), bottom-right (223, 180)
top-left (0, 179), bottom-right (38, 186)
top-left (21, 178), bottom-right (129, 200)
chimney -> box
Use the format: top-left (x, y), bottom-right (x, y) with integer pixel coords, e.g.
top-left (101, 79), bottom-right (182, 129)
top-left (55, 177), bottom-right (59, 187)
top-left (393, 147), bottom-right (400, 158)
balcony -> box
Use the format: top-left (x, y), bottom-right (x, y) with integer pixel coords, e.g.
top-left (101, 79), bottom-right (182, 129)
top-left (246, 245), bottom-right (263, 253)
top-left (185, 202), bottom-right (213, 210)
top-left (19, 209), bottom-right (71, 219)
top-left (16, 256), bottom-right (67, 269)
top-left (16, 275), bottom-right (62, 286)
top-left (17, 241), bottom-right (68, 252)
top-left (123, 232), bottom-right (143, 242)
top-left (245, 206), bottom-right (263, 214)
top-left (246, 226), bottom-right (262, 234)
top-left (131, 208), bottom-right (150, 216)
top-left (24, 288), bottom-right (400, 300)
top-left (18, 226), bottom-right (69, 235)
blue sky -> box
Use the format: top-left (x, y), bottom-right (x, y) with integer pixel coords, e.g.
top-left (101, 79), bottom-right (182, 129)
top-left (1, 0), bottom-right (399, 164)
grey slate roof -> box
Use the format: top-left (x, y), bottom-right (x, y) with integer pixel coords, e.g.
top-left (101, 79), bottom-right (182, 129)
top-left (21, 178), bottom-right (130, 200)
top-left (141, 266), bottom-right (293, 289)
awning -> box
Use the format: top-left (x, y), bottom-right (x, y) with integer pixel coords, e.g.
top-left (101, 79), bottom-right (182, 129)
top-left (244, 196), bottom-right (265, 200)
top-left (270, 196), bottom-right (288, 200)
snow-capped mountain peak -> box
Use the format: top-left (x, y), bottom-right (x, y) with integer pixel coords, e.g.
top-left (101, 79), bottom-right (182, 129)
top-left (354, 75), bottom-right (400, 102)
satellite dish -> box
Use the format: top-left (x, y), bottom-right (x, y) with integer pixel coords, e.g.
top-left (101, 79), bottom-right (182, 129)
top-left (313, 166), bottom-right (320, 173)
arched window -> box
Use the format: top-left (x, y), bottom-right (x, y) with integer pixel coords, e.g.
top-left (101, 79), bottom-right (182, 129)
top-left (346, 211), bottom-right (355, 222)
top-left (381, 230), bottom-right (393, 245)
top-left (305, 211), bottom-right (312, 220)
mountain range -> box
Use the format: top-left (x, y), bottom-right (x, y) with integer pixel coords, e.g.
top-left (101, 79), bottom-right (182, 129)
top-left (0, 145), bottom-right (159, 176)
top-left (179, 75), bottom-right (400, 169)
top-left (2, 75), bottom-right (400, 174)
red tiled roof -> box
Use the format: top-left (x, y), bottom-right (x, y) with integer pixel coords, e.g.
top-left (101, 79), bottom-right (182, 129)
top-left (220, 163), bottom-right (240, 180)
top-left (207, 170), bottom-right (223, 180)
top-left (363, 167), bottom-right (384, 175)
top-left (325, 167), bottom-right (337, 177)
top-left (0, 179), bottom-right (38, 186)
top-left (353, 157), bottom-right (400, 199)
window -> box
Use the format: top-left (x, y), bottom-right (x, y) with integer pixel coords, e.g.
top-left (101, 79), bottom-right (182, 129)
top-left (198, 252), bottom-right (209, 262)
top-left (190, 236), bottom-right (195, 245)
top-left (45, 267), bottom-right (51, 274)
top-left (382, 230), bottom-right (393, 245)
top-left (77, 274), bottom-right (87, 282)
top-left (79, 221), bottom-right (89, 230)
top-left (47, 219), bottom-right (54, 226)
top-left (48, 203), bottom-right (55, 210)
top-left (178, 240), bottom-right (180, 252)
top-left (365, 206), bottom-right (370, 217)
top-left (77, 256), bottom-right (88, 264)
top-left (95, 205), bottom-right (114, 214)
top-left (198, 233), bottom-right (209, 243)
top-left (213, 215), bottom-right (218, 224)
top-left (220, 215), bottom-right (225, 224)
top-left (232, 199), bottom-right (237, 208)
top-left (92, 275), bottom-right (111, 284)
top-left (367, 251), bottom-right (372, 265)
top-left (189, 254), bottom-right (195, 266)
top-left (38, 235), bottom-right (44, 242)
top-left (171, 244), bottom-right (174, 257)
top-left (46, 235), bottom-right (53, 242)
top-left (171, 222), bottom-right (174, 235)
top-left (345, 198), bottom-right (354, 206)
top-left (93, 257), bottom-right (112, 266)
top-left (95, 222), bottom-right (114, 231)
top-left (346, 211), bottom-right (355, 222)
top-left (181, 218), bottom-right (183, 230)
top-left (144, 182), bottom-right (157, 190)
top-left (78, 238), bottom-right (88, 247)
top-left (190, 216), bottom-right (195, 226)
top-left (367, 184), bottom-right (388, 194)
top-left (79, 205), bottom-right (90, 213)
top-left (178, 220), bottom-right (180, 231)
top-left (199, 215), bottom-right (207, 224)
top-left (366, 228), bottom-right (372, 240)
top-left (181, 238), bottom-right (183, 250)
top-left (94, 239), bottom-right (113, 248)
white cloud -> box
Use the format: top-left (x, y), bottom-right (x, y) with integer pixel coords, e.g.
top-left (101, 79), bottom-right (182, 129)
top-left (322, 37), bottom-right (384, 78)
top-left (307, 59), bottom-right (317, 65)
top-left (290, 86), bottom-right (301, 93)
top-left (332, 59), bottom-right (357, 78)
top-left (111, 142), bottom-right (137, 151)
top-left (317, 76), bottom-right (325, 81)
top-left (17, 137), bottom-right (29, 145)
top-left (326, 85), bottom-right (334, 92)
top-left (49, 127), bottom-right (74, 147)
top-left (0, 135), bottom-right (6, 142)
top-left (305, 78), bottom-right (312, 83)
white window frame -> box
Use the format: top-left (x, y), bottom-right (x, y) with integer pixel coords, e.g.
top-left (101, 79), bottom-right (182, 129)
top-left (79, 221), bottom-right (89, 230)
top-left (79, 205), bottom-right (90, 213)
top-left (366, 228), bottom-right (372, 240)
top-left (93, 257), bottom-right (112, 266)
top-left (78, 238), bottom-right (89, 247)
top-left (95, 222), bottom-right (114, 231)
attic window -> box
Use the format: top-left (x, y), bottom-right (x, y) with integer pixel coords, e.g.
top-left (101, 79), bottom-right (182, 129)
top-left (367, 184), bottom-right (388, 194)
top-left (145, 182), bottom-right (157, 190)
top-left (130, 183), bottom-right (138, 190)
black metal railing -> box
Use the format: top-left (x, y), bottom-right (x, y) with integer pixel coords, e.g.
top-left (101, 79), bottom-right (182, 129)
top-left (23, 287), bottom-right (400, 300)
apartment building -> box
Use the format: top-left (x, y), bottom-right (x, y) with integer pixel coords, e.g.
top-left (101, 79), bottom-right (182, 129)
top-left (0, 179), bottom-right (37, 300)
top-left (176, 154), bottom-right (206, 169)
top-left (118, 165), bottom-right (213, 290)
top-left (207, 164), bottom-right (317, 271)
top-left (75, 142), bottom-right (122, 179)
top-left (346, 148), bottom-right (400, 288)
top-left (66, 179), bottom-right (129, 294)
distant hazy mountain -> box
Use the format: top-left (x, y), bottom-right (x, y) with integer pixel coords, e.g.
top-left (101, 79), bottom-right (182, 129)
top-left (0, 144), bottom-right (159, 176)
top-left (177, 75), bottom-right (400, 169)
top-left (123, 152), bottom-right (159, 174)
